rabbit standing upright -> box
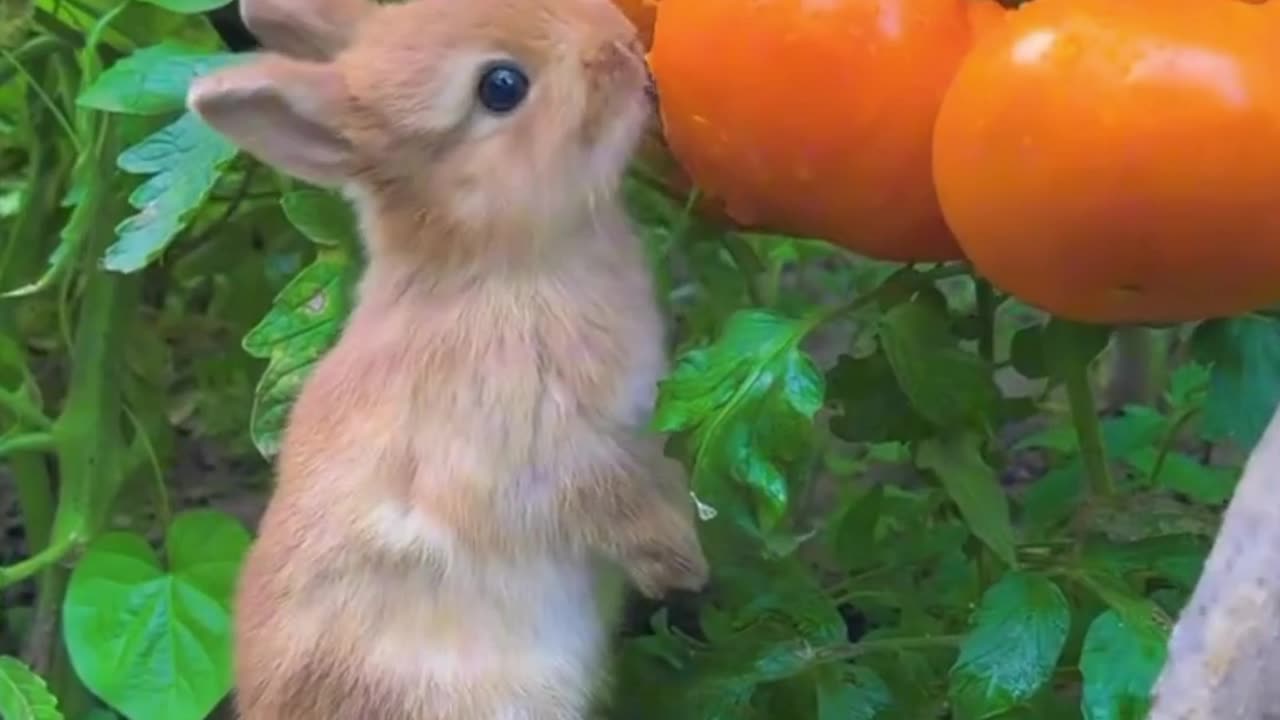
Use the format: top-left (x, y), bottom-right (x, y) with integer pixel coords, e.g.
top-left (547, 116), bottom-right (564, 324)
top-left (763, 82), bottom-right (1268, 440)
top-left (187, 0), bottom-right (709, 717)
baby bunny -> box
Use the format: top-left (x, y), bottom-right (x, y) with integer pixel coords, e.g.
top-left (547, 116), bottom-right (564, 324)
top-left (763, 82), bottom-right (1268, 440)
top-left (186, 0), bottom-right (709, 717)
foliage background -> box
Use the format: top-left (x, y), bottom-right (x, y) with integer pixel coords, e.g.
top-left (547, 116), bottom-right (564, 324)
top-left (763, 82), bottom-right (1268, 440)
top-left (0, 1), bottom-right (1277, 719)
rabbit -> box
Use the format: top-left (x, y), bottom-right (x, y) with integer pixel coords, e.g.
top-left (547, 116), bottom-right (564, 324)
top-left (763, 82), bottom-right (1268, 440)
top-left (185, 0), bottom-right (710, 717)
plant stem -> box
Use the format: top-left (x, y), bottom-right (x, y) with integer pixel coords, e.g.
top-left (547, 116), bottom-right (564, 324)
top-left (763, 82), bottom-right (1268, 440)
top-left (810, 263), bottom-right (970, 330)
top-left (816, 634), bottom-right (966, 664)
top-left (0, 535), bottom-right (75, 589)
top-left (1064, 358), bottom-right (1114, 498)
top-left (1149, 406), bottom-right (1200, 487)
top-left (721, 232), bottom-right (770, 307)
top-left (975, 276), bottom-right (996, 364)
top-left (0, 386), bottom-right (53, 430)
top-left (0, 432), bottom-right (54, 458)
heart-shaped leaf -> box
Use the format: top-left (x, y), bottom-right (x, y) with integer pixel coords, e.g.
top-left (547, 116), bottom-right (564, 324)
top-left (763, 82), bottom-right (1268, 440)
top-left (63, 510), bottom-right (251, 720)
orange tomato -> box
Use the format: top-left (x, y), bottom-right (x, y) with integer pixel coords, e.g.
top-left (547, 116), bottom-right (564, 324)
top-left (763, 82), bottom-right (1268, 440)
top-left (615, 0), bottom-right (657, 47)
top-left (933, 0), bottom-right (1280, 323)
top-left (648, 0), bottom-right (986, 262)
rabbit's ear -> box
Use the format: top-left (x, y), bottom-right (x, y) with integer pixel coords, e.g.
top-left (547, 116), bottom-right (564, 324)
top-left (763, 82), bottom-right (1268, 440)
top-left (188, 57), bottom-right (357, 187)
top-left (241, 0), bottom-right (373, 60)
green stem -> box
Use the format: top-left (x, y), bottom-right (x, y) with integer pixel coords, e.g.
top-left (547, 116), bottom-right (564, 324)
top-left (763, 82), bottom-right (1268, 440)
top-left (1149, 406), bottom-right (1200, 487)
top-left (0, 535), bottom-right (75, 589)
top-left (0, 386), bottom-right (53, 430)
top-left (1064, 358), bottom-right (1114, 498)
top-left (809, 263), bottom-right (970, 331)
top-left (975, 276), bottom-right (996, 364)
top-left (721, 232), bottom-right (769, 307)
top-left (0, 432), bottom-right (54, 458)
top-left (0, 35), bottom-right (69, 87)
top-left (815, 634), bottom-right (966, 664)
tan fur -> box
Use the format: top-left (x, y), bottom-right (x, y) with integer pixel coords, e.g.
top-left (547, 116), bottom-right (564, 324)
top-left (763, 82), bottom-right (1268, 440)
top-left (188, 0), bottom-right (708, 717)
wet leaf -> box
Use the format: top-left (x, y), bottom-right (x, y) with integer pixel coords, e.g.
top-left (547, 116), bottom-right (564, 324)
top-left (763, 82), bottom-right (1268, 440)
top-left (1080, 610), bottom-right (1167, 720)
top-left (949, 572), bottom-right (1071, 719)
top-left (655, 309), bottom-right (824, 538)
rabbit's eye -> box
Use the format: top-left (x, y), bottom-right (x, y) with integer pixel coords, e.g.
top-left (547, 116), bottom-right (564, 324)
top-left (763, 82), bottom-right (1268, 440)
top-left (477, 62), bottom-right (530, 114)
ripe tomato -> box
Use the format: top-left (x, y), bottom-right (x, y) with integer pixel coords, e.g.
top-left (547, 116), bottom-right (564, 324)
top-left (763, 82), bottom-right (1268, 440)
top-left (933, 0), bottom-right (1280, 323)
top-left (615, 0), bottom-right (657, 47)
top-left (649, 0), bottom-right (985, 262)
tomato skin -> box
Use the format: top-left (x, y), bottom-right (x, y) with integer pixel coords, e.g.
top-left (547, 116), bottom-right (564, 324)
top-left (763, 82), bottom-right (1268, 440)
top-left (933, 0), bottom-right (1280, 323)
top-left (649, 0), bottom-right (981, 262)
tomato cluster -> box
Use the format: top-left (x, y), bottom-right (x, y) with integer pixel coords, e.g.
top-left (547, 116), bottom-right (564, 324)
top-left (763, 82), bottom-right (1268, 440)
top-left (630, 0), bottom-right (1280, 324)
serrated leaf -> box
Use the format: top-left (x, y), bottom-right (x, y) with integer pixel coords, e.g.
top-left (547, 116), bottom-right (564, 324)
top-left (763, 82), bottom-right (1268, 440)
top-left (63, 510), bottom-right (251, 720)
top-left (654, 309), bottom-right (824, 538)
top-left (1192, 315), bottom-right (1280, 450)
top-left (1080, 610), bottom-right (1167, 720)
top-left (0, 656), bottom-right (63, 720)
top-left (243, 248), bottom-right (355, 457)
top-left (816, 665), bottom-right (890, 720)
top-left (103, 113), bottom-right (238, 272)
top-left (878, 299), bottom-right (1000, 430)
top-left (917, 431), bottom-right (1017, 567)
top-left (78, 43), bottom-right (243, 115)
top-left (949, 572), bottom-right (1071, 719)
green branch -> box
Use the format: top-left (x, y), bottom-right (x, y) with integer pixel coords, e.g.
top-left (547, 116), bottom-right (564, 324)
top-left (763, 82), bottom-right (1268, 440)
top-left (0, 432), bottom-right (54, 458)
top-left (0, 534), bottom-right (76, 589)
top-left (0, 386), bottom-right (53, 430)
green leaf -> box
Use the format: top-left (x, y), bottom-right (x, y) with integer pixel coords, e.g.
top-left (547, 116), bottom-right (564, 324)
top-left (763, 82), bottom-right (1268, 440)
top-left (1192, 315), bottom-right (1280, 450)
top-left (1079, 610), bottom-right (1167, 720)
top-left (243, 247), bottom-right (356, 457)
top-left (878, 299), bottom-right (1000, 430)
top-left (78, 43), bottom-right (243, 116)
top-left (831, 484), bottom-right (884, 572)
top-left (0, 656), bottom-right (63, 720)
top-left (1083, 535), bottom-right (1209, 591)
top-left (1124, 447), bottom-right (1237, 505)
top-left (1043, 319), bottom-right (1113, 383)
top-left (826, 352), bottom-right (931, 444)
top-left (654, 309), bottom-right (824, 538)
top-left (917, 431), bottom-right (1017, 567)
top-left (1020, 461), bottom-right (1084, 536)
top-left (816, 665), bottom-right (890, 720)
top-left (1009, 324), bottom-right (1047, 379)
top-left (242, 183), bottom-right (362, 457)
top-left (103, 113), bottom-right (238, 272)
top-left (138, 0), bottom-right (233, 14)
top-left (949, 572), bottom-right (1071, 719)
top-left (63, 510), bottom-right (251, 720)
top-left (281, 189), bottom-right (360, 249)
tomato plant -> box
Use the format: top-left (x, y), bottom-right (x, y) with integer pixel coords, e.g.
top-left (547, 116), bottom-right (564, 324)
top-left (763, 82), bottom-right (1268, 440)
top-left (0, 0), bottom-right (1276, 718)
